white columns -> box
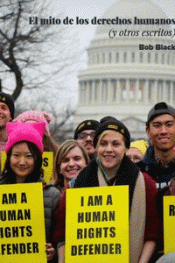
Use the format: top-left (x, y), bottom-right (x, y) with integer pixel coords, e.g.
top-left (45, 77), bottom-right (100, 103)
top-left (92, 80), bottom-right (95, 105)
top-left (94, 80), bottom-right (99, 105)
top-left (78, 82), bottom-right (82, 106)
top-left (144, 80), bottom-right (149, 105)
top-left (156, 80), bottom-right (160, 102)
top-left (105, 80), bottom-right (108, 103)
top-left (88, 81), bottom-right (92, 104)
top-left (99, 80), bottom-right (103, 104)
top-left (135, 79), bottom-right (139, 103)
top-left (117, 79), bottom-right (120, 104)
top-left (126, 79), bottom-right (129, 102)
top-left (162, 80), bottom-right (166, 102)
top-left (108, 79), bottom-right (113, 104)
top-left (152, 80), bottom-right (157, 104)
top-left (170, 81), bottom-right (173, 105)
top-left (84, 81), bottom-right (88, 105)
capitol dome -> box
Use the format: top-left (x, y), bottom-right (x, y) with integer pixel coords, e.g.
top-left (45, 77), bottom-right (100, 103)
top-left (74, 0), bottom-right (175, 140)
top-left (96, 0), bottom-right (167, 35)
top-left (104, 0), bottom-right (164, 17)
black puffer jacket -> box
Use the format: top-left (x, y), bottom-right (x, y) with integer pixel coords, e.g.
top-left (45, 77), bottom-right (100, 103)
top-left (138, 146), bottom-right (175, 189)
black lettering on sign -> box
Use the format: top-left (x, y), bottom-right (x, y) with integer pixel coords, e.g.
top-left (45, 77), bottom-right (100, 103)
top-left (71, 243), bottom-right (122, 255)
top-left (77, 226), bottom-right (116, 239)
top-left (77, 211), bottom-right (115, 223)
top-left (42, 157), bottom-right (48, 167)
top-left (106, 195), bottom-right (113, 205)
top-left (26, 225), bottom-right (33, 236)
top-left (80, 196), bottom-right (84, 207)
top-left (0, 242), bottom-right (39, 255)
top-left (2, 193), bottom-right (17, 204)
top-left (0, 209), bottom-right (31, 221)
top-left (71, 245), bottom-right (77, 256)
top-left (169, 205), bottom-right (175, 216)
top-left (87, 195), bottom-right (103, 206)
top-left (21, 192), bottom-right (27, 203)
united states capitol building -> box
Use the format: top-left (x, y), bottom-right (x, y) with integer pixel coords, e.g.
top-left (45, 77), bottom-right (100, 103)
top-left (73, 0), bottom-right (175, 140)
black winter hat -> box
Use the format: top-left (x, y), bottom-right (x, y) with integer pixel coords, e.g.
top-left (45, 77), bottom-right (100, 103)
top-left (146, 102), bottom-right (175, 127)
top-left (93, 119), bottom-right (130, 148)
top-left (100, 116), bottom-right (117, 124)
top-left (74, 119), bottom-right (100, 139)
top-left (0, 92), bottom-right (15, 119)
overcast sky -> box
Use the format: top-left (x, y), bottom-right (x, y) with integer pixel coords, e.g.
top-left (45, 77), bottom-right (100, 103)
top-left (12, 0), bottom-right (175, 110)
top-left (47, 0), bottom-right (175, 106)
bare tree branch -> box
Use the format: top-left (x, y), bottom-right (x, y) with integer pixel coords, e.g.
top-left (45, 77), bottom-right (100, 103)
top-left (0, 0), bottom-right (77, 101)
top-left (15, 95), bottom-right (75, 143)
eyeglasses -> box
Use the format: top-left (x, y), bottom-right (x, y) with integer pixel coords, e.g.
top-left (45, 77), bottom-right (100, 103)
top-left (78, 131), bottom-right (95, 140)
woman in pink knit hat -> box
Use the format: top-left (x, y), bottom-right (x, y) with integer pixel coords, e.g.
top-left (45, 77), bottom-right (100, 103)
top-left (0, 122), bottom-right (61, 262)
top-left (13, 111), bottom-right (59, 183)
top-left (13, 110), bottom-right (59, 156)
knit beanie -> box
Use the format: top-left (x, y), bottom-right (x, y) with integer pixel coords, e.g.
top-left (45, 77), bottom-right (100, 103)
top-left (146, 102), bottom-right (175, 126)
top-left (130, 140), bottom-right (148, 156)
top-left (94, 119), bottom-right (130, 148)
top-left (0, 92), bottom-right (15, 119)
top-left (74, 119), bottom-right (100, 139)
top-left (5, 122), bottom-right (45, 154)
top-left (12, 110), bottom-right (52, 135)
top-left (100, 116), bottom-right (117, 124)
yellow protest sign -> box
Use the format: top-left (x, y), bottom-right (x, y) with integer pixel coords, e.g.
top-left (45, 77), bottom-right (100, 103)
top-left (0, 183), bottom-right (47, 263)
top-left (1, 151), bottom-right (53, 184)
top-left (41, 152), bottom-right (53, 184)
top-left (164, 196), bottom-right (175, 253)
top-left (1, 151), bottom-right (6, 172)
top-left (65, 186), bottom-right (129, 263)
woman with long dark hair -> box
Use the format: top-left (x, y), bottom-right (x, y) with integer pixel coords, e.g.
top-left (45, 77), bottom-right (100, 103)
top-left (0, 122), bottom-right (61, 262)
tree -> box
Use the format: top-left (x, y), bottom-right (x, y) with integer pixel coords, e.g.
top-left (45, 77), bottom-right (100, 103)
top-left (0, 0), bottom-right (76, 101)
top-left (15, 91), bottom-right (76, 143)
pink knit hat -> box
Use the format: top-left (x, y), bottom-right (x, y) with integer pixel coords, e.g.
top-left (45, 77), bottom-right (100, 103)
top-left (5, 122), bottom-right (45, 154)
top-left (12, 111), bottom-right (53, 135)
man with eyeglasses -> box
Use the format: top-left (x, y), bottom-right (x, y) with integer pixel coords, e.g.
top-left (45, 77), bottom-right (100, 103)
top-left (74, 119), bottom-right (100, 160)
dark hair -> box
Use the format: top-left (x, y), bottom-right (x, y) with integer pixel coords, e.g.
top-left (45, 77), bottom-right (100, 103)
top-left (146, 102), bottom-right (175, 127)
top-left (1, 141), bottom-right (43, 184)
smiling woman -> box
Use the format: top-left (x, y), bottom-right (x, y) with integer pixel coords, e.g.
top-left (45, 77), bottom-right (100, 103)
top-left (54, 118), bottom-right (160, 263)
top-left (96, 130), bottom-right (127, 178)
top-left (1, 122), bottom-right (45, 184)
top-left (10, 142), bottom-right (35, 183)
top-left (53, 140), bottom-right (90, 192)
top-left (0, 122), bottom-right (61, 262)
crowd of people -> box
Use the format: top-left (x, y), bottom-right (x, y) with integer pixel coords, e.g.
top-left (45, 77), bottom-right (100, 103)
top-left (0, 91), bottom-right (175, 262)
